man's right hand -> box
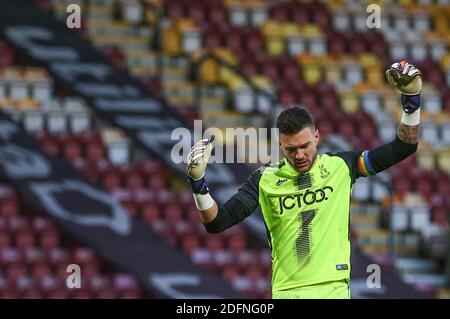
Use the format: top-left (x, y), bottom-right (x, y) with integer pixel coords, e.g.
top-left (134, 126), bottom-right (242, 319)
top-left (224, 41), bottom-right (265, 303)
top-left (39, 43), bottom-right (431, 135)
top-left (186, 138), bottom-right (214, 181)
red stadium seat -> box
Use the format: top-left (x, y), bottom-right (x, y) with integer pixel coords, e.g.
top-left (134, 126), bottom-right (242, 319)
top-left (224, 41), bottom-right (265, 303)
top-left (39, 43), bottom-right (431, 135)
top-left (48, 248), bottom-right (71, 265)
top-left (72, 247), bottom-right (98, 264)
top-left (32, 216), bottom-right (56, 233)
top-left (40, 230), bottom-right (61, 251)
top-left (182, 234), bottom-right (201, 255)
top-left (15, 230), bottom-right (35, 250)
top-left (141, 204), bottom-right (161, 223)
top-left (227, 234), bottom-right (247, 253)
top-left (72, 289), bottom-right (93, 299)
top-left (125, 173), bottom-right (145, 191)
top-left (8, 216), bottom-right (29, 232)
top-left (225, 31), bottom-right (243, 56)
top-left (291, 4), bottom-right (309, 24)
top-left (86, 143), bottom-right (105, 161)
top-left (244, 29), bottom-right (264, 56)
top-left (120, 289), bottom-right (142, 299)
top-left (0, 231), bottom-right (11, 249)
top-left (48, 290), bottom-right (69, 299)
top-left (222, 265), bottom-right (241, 282)
top-left (203, 29), bottom-right (223, 50)
top-left (1, 199), bottom-right (19, 218)
top-left (205, 235), bottom-right (225, 252)
top-left (208, 5), bottom-right (228, 26)
top-left (63, 142), bottom-right (83, 161)
top-left (102, 172), bottom-right (122, 192)
top-left (149, 176), bottom-right (168, 192)
top-left (164, 205), bottom-right (184, 222)
top-left (259, 59), bottom-right (280, 82)
top-left (32, 262), bottom-right (52, 280)
top-left (270, 5), bottom-right (288, 22)
top-left (23, 247), bottom-right (47, 265)
top-left (7, 263), bottom-right (27, 281)
top-left (96, 289), bottom-right (117, 299)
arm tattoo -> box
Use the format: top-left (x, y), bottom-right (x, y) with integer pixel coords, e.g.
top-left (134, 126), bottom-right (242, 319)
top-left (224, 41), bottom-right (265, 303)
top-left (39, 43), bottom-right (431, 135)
top-left (397, 123), bottom-right (419, 144)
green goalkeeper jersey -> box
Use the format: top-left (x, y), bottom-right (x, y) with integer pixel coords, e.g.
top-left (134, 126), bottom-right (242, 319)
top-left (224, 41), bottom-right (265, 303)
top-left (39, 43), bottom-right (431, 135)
top-left (259, 153), bottom-right (358, 291)
top-left (204, 137), bottom-right (418, 293)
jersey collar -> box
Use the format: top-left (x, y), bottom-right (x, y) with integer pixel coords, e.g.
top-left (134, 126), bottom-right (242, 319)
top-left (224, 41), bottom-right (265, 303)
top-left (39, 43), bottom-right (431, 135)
top-left (280, 154), bottom-right (321, 178)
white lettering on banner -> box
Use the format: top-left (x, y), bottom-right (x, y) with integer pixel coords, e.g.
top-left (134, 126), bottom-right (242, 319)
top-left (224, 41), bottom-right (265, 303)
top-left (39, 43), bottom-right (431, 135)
top-left (75, 83), bottom-right (126, 98)
top-left (117, 115), bottom-right (176, 129)
top-left (30, 180), bottom-right (131, 235)
top-left (66, 264), bottom-right (81, 288)
top-left (51, 63), bottom-right (112, 82)
top-left (0, 121), bottom-right (18, 141)
top-left (5, 27), bottom-right (79, 61)
top-left (0, 144), bottom-right (51, 179)
top-left (96, 100), bottom-right (163, 115)
top-left (66, 4), bottom-right (81, 29)
top-left (171, 128), bottom-right (191, 165)
top-left (149, 273), bottom-right (222, 299)
top-left (138, 131), bottom-right (177, 155)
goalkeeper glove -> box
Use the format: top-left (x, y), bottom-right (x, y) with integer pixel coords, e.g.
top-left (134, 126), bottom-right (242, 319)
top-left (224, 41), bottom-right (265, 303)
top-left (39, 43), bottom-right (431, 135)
top-left (186, 137), bottom-right (214, 194)
top-left (386, 60), bottom-right (422, 114)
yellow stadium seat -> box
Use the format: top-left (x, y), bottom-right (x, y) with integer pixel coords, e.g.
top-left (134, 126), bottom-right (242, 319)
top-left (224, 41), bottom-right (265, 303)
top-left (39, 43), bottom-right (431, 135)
top-left (283, 22), bottom-right (301, 37)
top-left (366, 68), bottom-right (384, 87)
top-left (358, 53), bottom-right (380, 67)
top-left (16, 97), bottom-right (39, 111)
top-left (200, 58), bottom-right (220, 84)
top-left (436, 150), bottom-right (450, 174)
top-left (440, 53), bottom-right (450, 69)
top-left (213, 48), bottom-right (238, 66)
top-left (323, 64), bottom-right (341, 86)
top-left (261, 20), bottom-right (285, 56)
top-left (0, 97), bottom-right (15, 110)
top-left (250, 75), bottom-right (272, 90)
top-left (221, 68), bottom-right (246, 90)
top-left (175, 18), bottom-right (197, 32)
top-left (340, 92), bottom-right (360, 114)
top-left (302, 64), bottom-right (322, 85)
top-left (162, 26), bottom-right (181, 55)
top-left (300, 24), bottom-right (322, 37)
top-left (416, 149), bottom-right (436, 171)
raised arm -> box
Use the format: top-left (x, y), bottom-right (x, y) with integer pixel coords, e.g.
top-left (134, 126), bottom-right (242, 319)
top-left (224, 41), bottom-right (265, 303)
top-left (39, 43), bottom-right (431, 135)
top-left (186, 138), bottom-right (260, 233)
top-left (339, 61), bottom-right (422, 180)
top-left (388, 60), bottom-right (422, 146)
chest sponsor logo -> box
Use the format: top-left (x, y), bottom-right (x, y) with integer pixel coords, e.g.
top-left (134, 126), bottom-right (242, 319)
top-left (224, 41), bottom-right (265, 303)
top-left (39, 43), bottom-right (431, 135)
top-left (278, 186), bottom-right (334, 214)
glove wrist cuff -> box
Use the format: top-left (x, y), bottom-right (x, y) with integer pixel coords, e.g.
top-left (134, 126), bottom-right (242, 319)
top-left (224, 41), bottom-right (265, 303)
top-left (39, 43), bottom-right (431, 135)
top-left (192, 193), bottom-right (215, 211)
top-left (401, 93), bottom-right (420, 114)
top-left (401, 108), bottom-right (420, 126)
top-left (188, 177), bottom-right (209, 194)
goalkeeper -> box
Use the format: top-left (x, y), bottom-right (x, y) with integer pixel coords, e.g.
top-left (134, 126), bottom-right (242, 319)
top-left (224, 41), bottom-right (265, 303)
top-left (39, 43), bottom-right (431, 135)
top-left (186, 61), bottom-right (421, 299)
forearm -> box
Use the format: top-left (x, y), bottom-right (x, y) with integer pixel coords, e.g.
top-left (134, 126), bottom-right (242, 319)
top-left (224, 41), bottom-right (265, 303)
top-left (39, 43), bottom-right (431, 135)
top-left (364, 111), bottom-right (419, 175)
top-left (188, 169), bottom-right (262, 233)
top-left (198, 202), bottom-right (218, 223)
top-left (397, 122), bottom-right (419, 145)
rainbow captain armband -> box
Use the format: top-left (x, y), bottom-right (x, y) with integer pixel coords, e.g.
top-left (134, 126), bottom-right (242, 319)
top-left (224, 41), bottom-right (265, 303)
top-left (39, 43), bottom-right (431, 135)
top-left (357, 151), bottom-right (376, 177)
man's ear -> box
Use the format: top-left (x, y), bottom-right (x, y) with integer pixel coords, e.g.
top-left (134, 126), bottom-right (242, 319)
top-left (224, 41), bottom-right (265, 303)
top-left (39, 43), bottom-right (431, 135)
top-left (315, 129), bottom-right (320, 142)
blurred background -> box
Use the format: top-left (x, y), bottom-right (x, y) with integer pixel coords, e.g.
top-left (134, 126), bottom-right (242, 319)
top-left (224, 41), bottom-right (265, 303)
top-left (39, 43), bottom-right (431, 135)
top-left (0, 0), bottom-right (449, 299)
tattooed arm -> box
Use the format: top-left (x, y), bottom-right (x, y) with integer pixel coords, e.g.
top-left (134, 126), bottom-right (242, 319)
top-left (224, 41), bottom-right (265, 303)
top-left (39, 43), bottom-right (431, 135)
top-left (397, 122), bottom-right (419, 145)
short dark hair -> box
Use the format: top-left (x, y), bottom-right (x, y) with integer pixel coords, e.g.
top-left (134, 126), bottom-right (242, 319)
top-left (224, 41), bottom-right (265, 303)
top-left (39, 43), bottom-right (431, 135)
top-left (276, 106), bottom-right (315, 135)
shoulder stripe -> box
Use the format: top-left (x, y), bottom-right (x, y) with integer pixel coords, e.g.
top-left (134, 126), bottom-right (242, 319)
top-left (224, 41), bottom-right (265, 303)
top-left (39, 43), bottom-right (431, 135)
top-left (357, 151), bottom-right (376, 176)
